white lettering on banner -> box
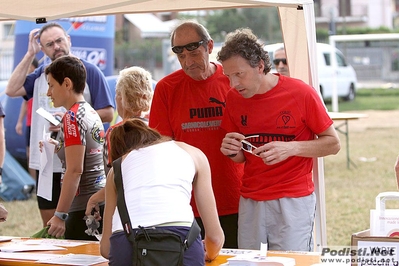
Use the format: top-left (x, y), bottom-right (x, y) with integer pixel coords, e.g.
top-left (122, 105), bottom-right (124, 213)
top-left (59, 16), bottom-right (107, 23)
top-left (71, 47), bottom-right (107, 70)
top-left (81, 25), bottom-right (106, 32)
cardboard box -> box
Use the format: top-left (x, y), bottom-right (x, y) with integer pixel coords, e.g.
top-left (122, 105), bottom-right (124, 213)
top-left (351, 229), bottom-right (399, 266)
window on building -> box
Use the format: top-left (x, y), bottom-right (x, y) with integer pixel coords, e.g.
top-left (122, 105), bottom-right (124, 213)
top-left (2, 23), bottom-right (14, 40)
top-left (314, 0), bottom-right (321, 17)
top-left (392, 49), bottom-right (399, 72)
top-left (339, 0), bottom-right (351, 17)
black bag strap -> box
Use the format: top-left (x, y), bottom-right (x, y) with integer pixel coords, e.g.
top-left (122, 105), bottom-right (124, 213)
top-left (184, 219), bottom-right (201, 250)
top-left (112, 157), bottom-right (201, 250)
top-left (113, 157), bottom-right (135, 243)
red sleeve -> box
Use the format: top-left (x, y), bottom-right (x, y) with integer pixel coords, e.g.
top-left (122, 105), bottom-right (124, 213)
top-left (148, 81), bottom-right (174, 138)
top-left (63, 107), bottom-right (83, 147)
top-left (221, 91), bottom-right (240, 133)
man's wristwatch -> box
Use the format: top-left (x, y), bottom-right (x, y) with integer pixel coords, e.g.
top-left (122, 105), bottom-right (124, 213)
top-left (0, 167), bottom-right (3, 176)
top-left (54, 211), bottom-right (69, 221)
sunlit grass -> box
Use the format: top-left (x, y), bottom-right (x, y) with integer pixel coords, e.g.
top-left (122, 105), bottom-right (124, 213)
top-left (325, 88), bottom-right (399, 112)
top-left (324, 126), bottom-right (399, 245)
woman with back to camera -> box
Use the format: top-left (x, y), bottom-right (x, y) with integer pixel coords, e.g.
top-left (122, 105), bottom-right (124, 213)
top-left (100, 118), bottom-right (225, 265)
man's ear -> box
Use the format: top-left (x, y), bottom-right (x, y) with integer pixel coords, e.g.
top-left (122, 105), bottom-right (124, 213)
top-left (64, 77), bottom-right (72, 90)
top-left (258, 60), bottom-right (265, 74)
top-left (207, 39), bottom-right (214, 54)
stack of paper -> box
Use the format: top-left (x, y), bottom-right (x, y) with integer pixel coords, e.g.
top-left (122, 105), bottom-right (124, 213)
top-left (227, 255), bottom-right (295, 266)
top-left (220, 249), bottom-right (263, 256)
top-left (38, 253), bottom-right (108, 265)
top-left (0, 239), bottom-right (108, 266)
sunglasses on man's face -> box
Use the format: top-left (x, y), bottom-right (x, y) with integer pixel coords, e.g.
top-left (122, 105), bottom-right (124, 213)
top-left (273, 58), bottom-right (287, 65)
top-left (172, 40), bottom-right (205, 54)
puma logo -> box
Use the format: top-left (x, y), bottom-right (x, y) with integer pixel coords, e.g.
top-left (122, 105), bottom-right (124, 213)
top-left (209, 97), bottom-right (226, 107)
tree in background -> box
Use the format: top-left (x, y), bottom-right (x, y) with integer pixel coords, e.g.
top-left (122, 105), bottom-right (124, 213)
top-left (205, 8), bottom-right (282, 43)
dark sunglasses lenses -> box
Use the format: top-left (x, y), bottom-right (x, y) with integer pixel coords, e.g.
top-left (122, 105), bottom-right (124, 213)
top-left (241, 142), bottom-right (253, 152)
top-left (172, 40), bottom-right (204, 54)
top-left (273, 58), bottom-right (287, 65)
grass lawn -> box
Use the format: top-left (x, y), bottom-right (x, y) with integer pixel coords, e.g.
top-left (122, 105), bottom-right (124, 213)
top-left (323, 88), bottom-right (399, 245)
top-left (325, 88), bottom-right (399, 112)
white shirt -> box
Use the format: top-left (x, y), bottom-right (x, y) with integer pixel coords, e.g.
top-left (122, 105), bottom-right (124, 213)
top-left (112, 141), bottom-right (195, 232)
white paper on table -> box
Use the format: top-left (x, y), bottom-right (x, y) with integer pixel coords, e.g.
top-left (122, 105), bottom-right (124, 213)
top-left (220, 248), bottom-right (261, 255)
top-left (0, 252), bottom-right (62, 261)
top-left (37, 253), bottom-right (108, 265)
top-left (37, 127), bottom-right (54, 201)
top-left (24, 239), bottom-right (89, 247)
top-left (0, 237), bottom-right (12, 242)
top-left (0, 243), bottom-right (66, 252)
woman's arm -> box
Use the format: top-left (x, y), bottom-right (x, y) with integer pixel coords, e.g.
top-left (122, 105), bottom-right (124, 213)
top-left (395, 156), bottom-right (399, 190)
top-left (100, 168), bottom-right (117, 258)
top-left (85, 188), bottom-right (105, 220)
top-left (177, 142), bottom-right (224, 261)
top-left (47, 145), bottom-right (85, 238)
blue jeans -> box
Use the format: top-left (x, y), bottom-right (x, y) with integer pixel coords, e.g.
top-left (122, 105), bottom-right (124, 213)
top-left (108, 226), bottom-right (205, 266)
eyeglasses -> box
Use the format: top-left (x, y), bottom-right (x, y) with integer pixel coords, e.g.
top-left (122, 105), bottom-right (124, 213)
top-left (241, 135), bottom-right (260, 156)
top-left (172, 40), bottom-right (205, 54)
top-left (44, 37), bottom-right (67, 49)
top-left (273, 58), bottom-right (287, 65)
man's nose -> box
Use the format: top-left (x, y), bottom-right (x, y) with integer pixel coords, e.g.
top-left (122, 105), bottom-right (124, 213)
top-left (184, 53), bottom-right (195, 66)
top-left (230, 77), bottom-right (239, 88)
top-left (53, 42), bottom-right (61, 50)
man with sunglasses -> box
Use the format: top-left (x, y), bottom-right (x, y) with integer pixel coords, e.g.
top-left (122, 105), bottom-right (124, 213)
top-left (217, 28), bottom-right (340, 252)
top-left (5, 22), bottom-right (114, 231)
top-left (273, 47), bottom-right (290, 77)
top-left (149, 21), bottom-right (244, 250)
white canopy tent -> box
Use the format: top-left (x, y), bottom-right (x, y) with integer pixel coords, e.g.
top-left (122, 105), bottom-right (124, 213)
top-left (0, 0), bottom-right (327, 250)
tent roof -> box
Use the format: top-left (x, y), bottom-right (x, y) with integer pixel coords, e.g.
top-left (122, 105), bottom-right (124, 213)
top-left (0, 0), bottom-right (327, 249)
top-left (0, 0), bottom-right (313, 22)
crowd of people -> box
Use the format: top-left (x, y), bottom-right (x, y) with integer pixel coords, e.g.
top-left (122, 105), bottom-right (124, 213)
top-left (2, 20), bottom-right (345, 264)
top-left (5, 22), bottom-right (114, 230)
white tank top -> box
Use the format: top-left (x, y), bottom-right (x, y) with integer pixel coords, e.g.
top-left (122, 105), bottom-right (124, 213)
top-left (112, 141), bottom-right (195, 232)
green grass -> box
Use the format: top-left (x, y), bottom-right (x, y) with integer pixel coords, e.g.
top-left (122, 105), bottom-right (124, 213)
top-left (325, 88), bottom-right (399, 111)
top-left (0, 196), bottom-right (42, 237)
top-left (324, 127), bottom-right (399, 246)
top-left (322, 88), bottom-right (399, 246)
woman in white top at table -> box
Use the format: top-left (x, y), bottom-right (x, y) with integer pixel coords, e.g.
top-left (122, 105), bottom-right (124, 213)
top-left (100, 119), bottom-right (224, 265)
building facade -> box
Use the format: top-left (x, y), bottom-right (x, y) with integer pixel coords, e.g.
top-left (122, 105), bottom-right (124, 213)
top-left (314, 0), bottom-right (399, 32)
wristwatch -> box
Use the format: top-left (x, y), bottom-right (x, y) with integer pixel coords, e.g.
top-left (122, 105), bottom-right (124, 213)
top-left (54, 211), bottom-right (69, 221)
top-left (0, 167), bottom-right (3, 176)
